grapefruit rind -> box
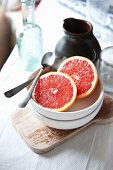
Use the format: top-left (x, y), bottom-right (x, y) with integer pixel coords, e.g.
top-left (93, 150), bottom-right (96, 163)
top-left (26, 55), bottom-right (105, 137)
top-left (57, 56), bottom-right (98, 99)
top-left (32, 72), bottom-right (77, 112)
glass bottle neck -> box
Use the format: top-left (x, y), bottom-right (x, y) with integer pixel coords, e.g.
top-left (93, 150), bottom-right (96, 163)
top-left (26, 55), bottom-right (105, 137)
top-left (26, 4), bottom-right (35, 25)
top-left (21, 2), bottom-right (27, 25)
top-left (21, 0), bottom-right (36, 26)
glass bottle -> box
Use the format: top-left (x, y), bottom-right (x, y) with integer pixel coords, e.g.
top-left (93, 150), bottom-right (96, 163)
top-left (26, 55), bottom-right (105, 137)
top-left (16, 0), bottom-right (43, 72)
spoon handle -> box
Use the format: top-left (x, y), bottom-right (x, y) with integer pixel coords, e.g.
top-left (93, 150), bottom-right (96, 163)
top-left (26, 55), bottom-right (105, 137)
top-left (4, 77), bottom-right (35, 98)
top-left (18, 67), bottom-right (43, 108)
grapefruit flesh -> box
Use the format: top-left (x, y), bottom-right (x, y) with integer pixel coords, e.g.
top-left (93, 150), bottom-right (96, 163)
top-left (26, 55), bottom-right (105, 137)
top-left (58, 56), bottom-right (98, 99)
top-left (32, 72), bottom-right (77, 112)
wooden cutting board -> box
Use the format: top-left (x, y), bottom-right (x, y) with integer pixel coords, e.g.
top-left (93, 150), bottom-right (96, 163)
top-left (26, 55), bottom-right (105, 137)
top-left (11, 94), bottom-right (113, 154)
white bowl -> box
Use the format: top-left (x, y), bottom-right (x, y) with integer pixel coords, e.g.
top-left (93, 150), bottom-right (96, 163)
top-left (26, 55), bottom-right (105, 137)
top-left (30, 78), bottom-right (104, 120)
top-left (31, 98), bottom-right (103, 130)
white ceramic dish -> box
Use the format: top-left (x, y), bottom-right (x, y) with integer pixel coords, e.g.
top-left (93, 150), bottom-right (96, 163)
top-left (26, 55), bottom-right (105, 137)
top-left (31, 98), bottom-right (103, 130)
top-left (30, 78), bottom-right (104, 120)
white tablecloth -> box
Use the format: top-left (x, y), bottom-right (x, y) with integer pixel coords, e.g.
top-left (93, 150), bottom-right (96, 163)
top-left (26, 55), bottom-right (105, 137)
top-left (0, 0), bottom-right (113, 169)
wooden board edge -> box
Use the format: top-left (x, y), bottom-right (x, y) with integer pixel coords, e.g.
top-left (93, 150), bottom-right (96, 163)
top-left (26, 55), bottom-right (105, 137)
top-left (11, 118), bottom-right (93, 154)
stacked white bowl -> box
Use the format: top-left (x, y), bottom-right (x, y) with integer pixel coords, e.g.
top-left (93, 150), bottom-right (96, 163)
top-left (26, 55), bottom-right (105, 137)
top-left (30, 78), bottom-right (104, 130)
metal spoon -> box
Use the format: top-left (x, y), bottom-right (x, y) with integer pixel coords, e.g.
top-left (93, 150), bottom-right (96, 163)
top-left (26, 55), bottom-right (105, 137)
top-left (5, 52), bottom-right (55, 106)
top-left (19, 52), bottom-right (55, 108)
top-left (4, 52), bottom-right (55, 98)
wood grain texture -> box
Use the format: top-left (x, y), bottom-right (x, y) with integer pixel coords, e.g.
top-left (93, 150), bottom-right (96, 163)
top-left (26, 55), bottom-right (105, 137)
top-left (11, 94), bottom-right (113, 154)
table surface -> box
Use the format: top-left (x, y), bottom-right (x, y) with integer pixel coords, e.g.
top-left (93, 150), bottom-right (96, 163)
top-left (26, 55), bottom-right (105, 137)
top-left (0, 0), bottom-right (113, 170)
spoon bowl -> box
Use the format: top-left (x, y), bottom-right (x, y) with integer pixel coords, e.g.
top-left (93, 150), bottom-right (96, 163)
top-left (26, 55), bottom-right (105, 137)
top-left (41, 52), bottom-right (55, 67)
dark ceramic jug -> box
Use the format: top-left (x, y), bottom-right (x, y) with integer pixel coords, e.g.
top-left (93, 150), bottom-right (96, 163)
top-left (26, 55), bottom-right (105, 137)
top-left (54, 18), bottom-right (101, 69)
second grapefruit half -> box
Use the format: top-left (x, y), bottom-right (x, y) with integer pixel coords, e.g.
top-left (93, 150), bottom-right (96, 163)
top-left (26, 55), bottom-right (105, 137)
top-left (58, 56), bottom-right (98, 99)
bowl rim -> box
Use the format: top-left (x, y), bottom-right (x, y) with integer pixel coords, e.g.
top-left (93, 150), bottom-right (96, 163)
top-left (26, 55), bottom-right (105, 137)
top-left (31, 97), bottom-right (103, 121)
top-left (30, 78), bottom-right (104, 115)
top-left (31, 98), bottom-right (103, 130)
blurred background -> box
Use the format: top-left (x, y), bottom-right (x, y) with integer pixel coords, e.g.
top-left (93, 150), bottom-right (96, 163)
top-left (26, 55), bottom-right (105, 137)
top-left (0, 0), bottom-right (41, 70)
top-left (0, 0), bottom-right (113, 70)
